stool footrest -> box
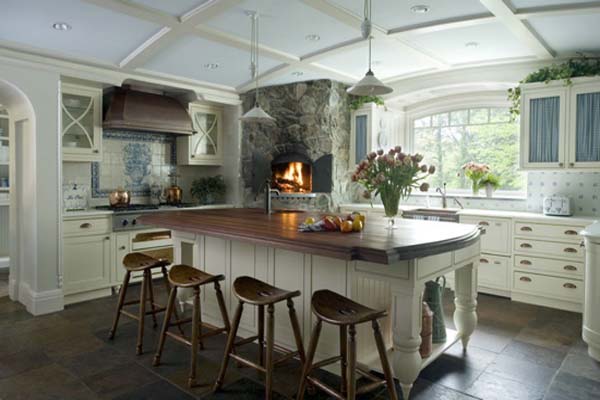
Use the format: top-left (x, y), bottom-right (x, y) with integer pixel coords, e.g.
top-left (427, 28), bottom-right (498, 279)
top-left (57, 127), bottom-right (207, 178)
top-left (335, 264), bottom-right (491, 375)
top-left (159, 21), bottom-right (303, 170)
top-left (229, 353), bottom-right (267, 373)
top-left (356, 367), bottom-right (382, 383)
top-left (356, 379), bottom-right (386, 395)
top-left (273, 350), bottom-right (299, 366)
top-left (234, 335), bottom-right (259, 347)
top-left (306, 376), bottom-right (345, 400)
top-left (310, 355), bottom-right (342, 371)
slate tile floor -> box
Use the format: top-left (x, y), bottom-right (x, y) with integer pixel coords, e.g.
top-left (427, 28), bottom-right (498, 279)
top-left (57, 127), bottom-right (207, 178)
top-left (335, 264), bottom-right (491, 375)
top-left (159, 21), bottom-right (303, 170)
top-left (0, 287), bottom-right (599, 399)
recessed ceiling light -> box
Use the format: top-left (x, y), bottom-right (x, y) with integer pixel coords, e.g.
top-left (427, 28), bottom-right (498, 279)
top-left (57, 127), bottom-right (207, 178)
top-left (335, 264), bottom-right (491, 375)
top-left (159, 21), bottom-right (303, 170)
top-left (52, 22), bottom-right (72, 31)
top-left (410, 5), bottom-right (430, 14)
top-left (465, 41), bottom-right (479, 48)
top-left (203, 63), bottom-right (220, 69)
top-left (305, 34), bottom-right (321, 42)
top-left (291, 71), bottom-right (304, 77)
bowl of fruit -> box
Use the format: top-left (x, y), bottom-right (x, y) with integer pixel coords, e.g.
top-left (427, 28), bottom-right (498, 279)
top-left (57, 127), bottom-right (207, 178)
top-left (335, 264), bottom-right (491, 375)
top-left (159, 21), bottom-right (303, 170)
top-left (299, 212), bottom-right (365, 233)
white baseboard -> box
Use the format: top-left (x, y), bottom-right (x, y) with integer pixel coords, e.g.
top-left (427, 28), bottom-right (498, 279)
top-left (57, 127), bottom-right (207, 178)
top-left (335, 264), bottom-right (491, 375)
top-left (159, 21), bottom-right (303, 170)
top-left (8, 277), bottom-right (17, 301)
top-left (18, 281), bottom-right (64, 315)
top-left (511, 291), bottom-right (582, 313)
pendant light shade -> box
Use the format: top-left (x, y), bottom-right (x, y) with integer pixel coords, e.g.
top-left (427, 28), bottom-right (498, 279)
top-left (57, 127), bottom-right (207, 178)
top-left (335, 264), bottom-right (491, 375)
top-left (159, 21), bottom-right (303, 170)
top-left (240, 11), bottom-right (275, 123)
top-left (348, 0), bottom-right (393, 96)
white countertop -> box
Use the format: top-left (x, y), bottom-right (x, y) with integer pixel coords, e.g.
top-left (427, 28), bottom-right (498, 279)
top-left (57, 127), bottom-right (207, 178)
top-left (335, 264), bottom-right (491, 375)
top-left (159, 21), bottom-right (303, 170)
top-left (339, 203), bottom-right (598, 225)
top-left (63, 204), bottom-right (235, 218)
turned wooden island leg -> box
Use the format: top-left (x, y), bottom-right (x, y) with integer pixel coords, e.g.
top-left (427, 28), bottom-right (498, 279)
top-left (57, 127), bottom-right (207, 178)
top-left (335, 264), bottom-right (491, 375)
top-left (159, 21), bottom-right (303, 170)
top-left (390, 285), bottom-right (423, 400)
top-left (453, 262), bottom-right (478, 350)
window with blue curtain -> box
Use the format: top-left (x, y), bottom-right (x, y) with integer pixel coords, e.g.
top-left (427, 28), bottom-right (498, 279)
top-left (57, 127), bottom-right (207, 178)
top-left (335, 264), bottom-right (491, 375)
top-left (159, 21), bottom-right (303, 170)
top-left (355, 114), bottom-right (367, 163)
top-left (576, 92), bottom-right (600, 162)
top-left (529, 97), bottom-right (560, 163)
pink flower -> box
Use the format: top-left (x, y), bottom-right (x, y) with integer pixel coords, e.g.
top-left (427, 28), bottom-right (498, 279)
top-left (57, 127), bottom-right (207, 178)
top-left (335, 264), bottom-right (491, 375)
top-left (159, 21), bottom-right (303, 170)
top-left (428, 165), bottom-right (436, 174)
top-left (420, 164), bottom-right (428, 173)
top-left (420, 182), bottom-right (430, 192)
top-left (397, 152), bottom-right (406, 160)
top-left (394, 145), bottom-right (402, 153)
top-left (368, 152), bottom-right (377, 160)
top-left (363, 190), bottom-right (371, 199)
top-left (388, 148), bottom-right (396, 156)
top-left (351, 174), bottom-right (358, 182)
top-left (377, 149), bottom-right (384, 156)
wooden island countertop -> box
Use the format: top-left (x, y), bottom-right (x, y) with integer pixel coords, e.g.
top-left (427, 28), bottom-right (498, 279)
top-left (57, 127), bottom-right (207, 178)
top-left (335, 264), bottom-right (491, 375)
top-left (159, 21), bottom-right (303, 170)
top-left (139, 208), bottom-right (480, 264)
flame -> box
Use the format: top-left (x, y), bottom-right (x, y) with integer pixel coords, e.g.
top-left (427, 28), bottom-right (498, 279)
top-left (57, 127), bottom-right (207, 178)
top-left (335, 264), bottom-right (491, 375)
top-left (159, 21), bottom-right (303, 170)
top-left (282, 162), bottom-right (304, 187)
top-left (273, 162), bottom-right (310, 193)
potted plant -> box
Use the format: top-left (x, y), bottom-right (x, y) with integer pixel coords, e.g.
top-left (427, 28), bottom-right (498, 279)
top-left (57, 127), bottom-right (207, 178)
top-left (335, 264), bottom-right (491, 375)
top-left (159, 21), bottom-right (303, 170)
top-left (461, 162), bottom-right (490, 196)
top-left (190, 175), bottom-right (226, 205)
top-left (352, 146), bottom-right (435, 230)
top-left (480, 173), bottom-right (501, 198)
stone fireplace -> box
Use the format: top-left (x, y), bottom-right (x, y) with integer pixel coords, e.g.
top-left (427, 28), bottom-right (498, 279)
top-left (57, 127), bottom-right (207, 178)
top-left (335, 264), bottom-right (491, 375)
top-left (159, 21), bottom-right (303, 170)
top-left (240, 80), bottom-right (351, 210)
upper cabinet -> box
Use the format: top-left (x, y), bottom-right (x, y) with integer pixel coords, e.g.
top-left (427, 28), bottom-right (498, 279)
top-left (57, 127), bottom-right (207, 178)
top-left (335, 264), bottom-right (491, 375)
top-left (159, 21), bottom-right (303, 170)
top-left (350, 103), bottom-right (399, 166)
top-left (177, 103), bottom-right (223, 166)
top-left (61, 83), bottom-right (103, 162)
top-left (520, 77), bottom-right (600, 170)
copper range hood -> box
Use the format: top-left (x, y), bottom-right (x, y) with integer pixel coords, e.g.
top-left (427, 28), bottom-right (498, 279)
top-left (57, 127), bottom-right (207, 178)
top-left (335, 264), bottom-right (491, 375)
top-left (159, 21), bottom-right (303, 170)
top-left (103, 86), bottom-right (194, 135)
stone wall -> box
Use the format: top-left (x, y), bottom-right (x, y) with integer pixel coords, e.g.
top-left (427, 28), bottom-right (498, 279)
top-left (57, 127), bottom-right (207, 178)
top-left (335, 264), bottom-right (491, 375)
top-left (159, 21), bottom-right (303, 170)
top-left (240, 80), bottom-right (352, 211)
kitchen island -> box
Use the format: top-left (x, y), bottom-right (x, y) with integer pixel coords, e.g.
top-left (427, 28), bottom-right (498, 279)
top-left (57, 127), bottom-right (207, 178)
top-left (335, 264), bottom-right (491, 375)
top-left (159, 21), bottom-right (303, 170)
top-left (139, 208), bottom-right (481, 399)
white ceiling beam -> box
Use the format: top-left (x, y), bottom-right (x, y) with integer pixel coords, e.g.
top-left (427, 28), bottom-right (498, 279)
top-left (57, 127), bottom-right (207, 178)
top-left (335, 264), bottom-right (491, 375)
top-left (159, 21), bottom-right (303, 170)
top-left (81, 0), bottom-right (177, 26)
top-left (478, 0), bottom-right (554, 59)
top-left (516, 2), bottom-right (600, 19)
top-left (388, 14), bottom-right (496, 37)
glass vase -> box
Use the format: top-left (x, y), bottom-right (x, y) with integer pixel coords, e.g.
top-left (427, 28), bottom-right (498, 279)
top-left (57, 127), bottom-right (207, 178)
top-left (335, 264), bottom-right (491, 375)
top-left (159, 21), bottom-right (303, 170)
top-left (381, 190), bottom-right (401, 230)
top-left (471, 181), bottom-right (479, 196)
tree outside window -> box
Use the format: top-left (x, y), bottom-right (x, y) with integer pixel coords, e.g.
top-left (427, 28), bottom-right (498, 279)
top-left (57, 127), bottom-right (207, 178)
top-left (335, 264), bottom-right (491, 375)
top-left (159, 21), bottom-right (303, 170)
top-left (413, 107), bottom-right (525, 194)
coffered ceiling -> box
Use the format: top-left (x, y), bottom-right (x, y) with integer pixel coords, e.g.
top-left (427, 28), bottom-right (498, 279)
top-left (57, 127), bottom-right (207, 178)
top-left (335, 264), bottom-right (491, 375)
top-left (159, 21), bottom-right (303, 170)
top-left (1, 0), bottom-right (599, 93)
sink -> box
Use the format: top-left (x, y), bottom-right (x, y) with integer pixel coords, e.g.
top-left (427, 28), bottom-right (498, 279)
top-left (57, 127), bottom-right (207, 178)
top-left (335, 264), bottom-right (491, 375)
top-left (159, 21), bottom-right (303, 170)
top-left (402, 208), bottom-right (460, 223)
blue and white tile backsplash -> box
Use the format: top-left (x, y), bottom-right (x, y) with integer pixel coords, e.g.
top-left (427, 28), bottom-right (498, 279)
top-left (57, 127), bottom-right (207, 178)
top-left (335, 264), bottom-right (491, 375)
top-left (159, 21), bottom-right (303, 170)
top-left (91, 130), bottom-right (176, 198)
top-left (527, 171), bottom-right (600, 216)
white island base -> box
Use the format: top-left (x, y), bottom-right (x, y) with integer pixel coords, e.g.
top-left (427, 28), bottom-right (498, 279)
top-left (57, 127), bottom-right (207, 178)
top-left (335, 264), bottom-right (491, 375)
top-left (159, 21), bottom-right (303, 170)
top-left (172, 230), bottom-right (479, 399)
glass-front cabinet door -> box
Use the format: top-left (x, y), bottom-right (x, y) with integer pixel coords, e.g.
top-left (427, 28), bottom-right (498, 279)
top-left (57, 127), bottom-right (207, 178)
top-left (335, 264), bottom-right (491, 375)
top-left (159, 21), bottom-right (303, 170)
top-left (568, 81), bottom-right (600, 168)
top-left (177, 103), bottom-right (223, 166)
top-left (61, 83), bottom-right (102, 162)
top-left (520, 86), bottom-right (567, 169)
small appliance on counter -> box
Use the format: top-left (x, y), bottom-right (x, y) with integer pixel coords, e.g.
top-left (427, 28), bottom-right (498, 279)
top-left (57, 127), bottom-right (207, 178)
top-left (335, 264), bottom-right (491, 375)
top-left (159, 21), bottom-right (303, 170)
top-left (109, 187), bottom-right (131, 208)
top-left (165, 173), bottom-right (182, 205)
top-left (543, 195), bottom-right (572, 216)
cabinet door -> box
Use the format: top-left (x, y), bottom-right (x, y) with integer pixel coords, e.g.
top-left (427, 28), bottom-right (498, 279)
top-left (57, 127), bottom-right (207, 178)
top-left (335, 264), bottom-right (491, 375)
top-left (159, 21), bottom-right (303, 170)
top-left (478, 254), bottom-right (510, 291)
top-left (61, 84), bottom-right (102, 162)
top-left (63, 234), bottom-right (111, 294)
top-left (350, 105), bottom-right (374, 166)
top-left (180, 104), bottom-right (223, 165)
top-left (568, 81), bottom-right (600, 168)
top-left (521, 88), bottom-right (567, 169)
top-left (113, 232), bottom-right (131, 284)
top-left (460, 216), bottom-right (511, 256)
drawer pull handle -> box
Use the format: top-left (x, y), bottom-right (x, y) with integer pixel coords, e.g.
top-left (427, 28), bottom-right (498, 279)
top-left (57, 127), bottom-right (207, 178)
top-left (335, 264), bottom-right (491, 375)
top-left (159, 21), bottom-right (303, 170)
top-left (564, 265), bottom-right (577, 271)
top-left (119, 246), bottom-right (126, 250)
top-left (480, 258), bottom-right (489, 264)
top-left (494, 261), bottom-right (501, 265)
top-left (564, 247), bottom-right (577, 253)
top-left (563, 283), bottom-right (577, 289)
top-left (520, 260), bottom-right (532, 266)
top-left (478, 221), bottom-right (490, 226)
top-left (520, 276), bottom-right (532, 283)
top-left (564, 230), bottom-right (578, 236)
top-left (520, 226), bottom-right (533, 232)
top-left (520, 243), bottom-right (532, 249)
top-left (80, 223), bottom-right (92, 229)
top-left (105, 236), bottom-right (110, 240)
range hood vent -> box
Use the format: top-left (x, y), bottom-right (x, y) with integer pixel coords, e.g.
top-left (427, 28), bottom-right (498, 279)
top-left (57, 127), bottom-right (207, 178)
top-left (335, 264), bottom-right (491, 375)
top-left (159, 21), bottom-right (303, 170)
top-left (103, 86), bottom-right (193, 135)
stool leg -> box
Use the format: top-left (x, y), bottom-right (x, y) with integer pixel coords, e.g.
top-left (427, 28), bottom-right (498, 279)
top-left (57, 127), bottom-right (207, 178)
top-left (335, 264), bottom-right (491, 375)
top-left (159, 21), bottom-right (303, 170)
top-left (214, 301), bottom-right (244, 392)
top-left (258, 305), bottom-right (265, 367)
top-left (162, 266), bottom-right (185, 336)
top-left (340, 325), bottom-right (348, 395)
top-left (265, 303), bottom-right (275, 400)
top-left (287, 298), bottom-right (306, 364)
top-left (147, 272), bottom-right (158, 328)
top-left (214, 281), bottom-right (230, 331)
top-left (347, 324), bottom-right (357, 400)
top-left (108, 271), bottom-right (130, 340)
top-left (296, 319), bottom-right (322, 400)
top-left (188, 286), bottom-right (201, 387)
top-left (153, 286), bottom-right (177, 367)
top-left (136, 271), bottom-right (149, 355)
top-left (373, 320), bottom-right (398, 400)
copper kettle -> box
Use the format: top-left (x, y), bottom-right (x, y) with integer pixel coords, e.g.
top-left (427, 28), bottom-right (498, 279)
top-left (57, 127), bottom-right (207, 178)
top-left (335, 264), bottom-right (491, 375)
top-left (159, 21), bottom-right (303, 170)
top-left (109, 188), bottom-right (131, 207)
top-left (165, 185), bottom-right (182, 205)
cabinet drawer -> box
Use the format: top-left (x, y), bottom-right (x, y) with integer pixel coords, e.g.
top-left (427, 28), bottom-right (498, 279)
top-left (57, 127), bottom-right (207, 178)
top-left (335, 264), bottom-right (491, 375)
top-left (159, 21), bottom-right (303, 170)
top-left (514, 238), bottom-right (584, 260)
top-left (514, 255), bottom-right (583, 277)
top-left (461, 216), bottom-right (510, 255)
top-left (514, 221), bottom-right (583, 241)
top-left (478, 254), bottom-right (509, 290)
top-left (63, 217), bottom-right (111, 236)
top-left (513, 272), bottom-right (583, 302)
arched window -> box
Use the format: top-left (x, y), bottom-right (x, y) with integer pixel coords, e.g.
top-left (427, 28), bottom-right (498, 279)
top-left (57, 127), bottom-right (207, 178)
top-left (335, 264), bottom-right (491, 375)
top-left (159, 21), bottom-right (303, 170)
top-left (411, 106), bottom-right (524, 194)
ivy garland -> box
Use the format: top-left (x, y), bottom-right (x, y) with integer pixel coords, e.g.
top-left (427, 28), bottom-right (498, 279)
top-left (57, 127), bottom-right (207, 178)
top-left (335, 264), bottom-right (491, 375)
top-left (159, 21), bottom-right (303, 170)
top-left (508, 56), bottom-right (600, 120)
top-left (349, 95), bottom-right (385, 110)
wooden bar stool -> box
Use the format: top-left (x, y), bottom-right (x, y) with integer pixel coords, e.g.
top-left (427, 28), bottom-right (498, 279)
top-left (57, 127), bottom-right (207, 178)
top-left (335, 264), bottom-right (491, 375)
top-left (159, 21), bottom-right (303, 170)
top-left (297, 290), bottom-right (398, 400)
top-left (153, 265), bottom-right (231, 388)
top-left (214, 276), bottom-right (306, 400)
top-left (108, 252), bottom-right (181, 355)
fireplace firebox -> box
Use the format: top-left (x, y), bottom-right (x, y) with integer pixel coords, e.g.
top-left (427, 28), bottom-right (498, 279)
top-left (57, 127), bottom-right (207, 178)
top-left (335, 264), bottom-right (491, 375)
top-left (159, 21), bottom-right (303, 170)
top-left (271, 152), bottom-right (312, 193)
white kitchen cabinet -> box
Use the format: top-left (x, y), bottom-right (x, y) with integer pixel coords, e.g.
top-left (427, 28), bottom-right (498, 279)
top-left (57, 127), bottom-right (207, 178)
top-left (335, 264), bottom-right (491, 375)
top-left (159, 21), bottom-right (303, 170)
top-left (61, 83), bottom-right (103, 162)
top-left (113, 232), bottom-right (131, 284)
top-left (177, 103), bottom-right (223, 166)
top-left (350, 103), bottom-right (399, 166)
top-left (478, 254), bottom-right (510, 292)
top-left (63, 233), bottom-right (111, 297)
top-left (460, 216), bottom-right (511, 256)
top-left (520, 77), bottom-right (600, 170)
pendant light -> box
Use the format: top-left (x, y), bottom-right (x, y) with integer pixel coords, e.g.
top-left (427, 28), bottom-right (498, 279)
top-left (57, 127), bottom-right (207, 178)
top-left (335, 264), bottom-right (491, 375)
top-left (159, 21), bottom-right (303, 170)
top-left (347, 0), bottom-right (393, 96)
top-left (240, 10), bottom-right (275, 123)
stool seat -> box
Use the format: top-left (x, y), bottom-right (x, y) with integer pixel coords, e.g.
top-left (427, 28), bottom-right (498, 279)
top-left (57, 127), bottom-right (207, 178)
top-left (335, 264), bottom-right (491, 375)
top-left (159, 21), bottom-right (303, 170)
top-left (312, 290), bottom-right (386, 326)
top-left (233, 276), bottom-right (300, 305)
top-left (168, 264), bottom-right (225, 288)
top-left (123, 252), bottom-right (169, 272)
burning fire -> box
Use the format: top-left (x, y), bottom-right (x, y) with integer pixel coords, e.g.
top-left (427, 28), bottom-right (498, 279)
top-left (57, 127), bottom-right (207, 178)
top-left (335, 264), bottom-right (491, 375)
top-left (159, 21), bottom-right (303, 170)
top-left (273, 162), bottom-right (311, 193)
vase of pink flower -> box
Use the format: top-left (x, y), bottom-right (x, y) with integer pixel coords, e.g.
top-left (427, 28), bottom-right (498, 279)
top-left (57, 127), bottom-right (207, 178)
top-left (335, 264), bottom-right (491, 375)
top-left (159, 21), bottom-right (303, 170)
top-left (352, 146), bottom-right (435, 230)
top-left (461, 162), bottom-right (490, 196)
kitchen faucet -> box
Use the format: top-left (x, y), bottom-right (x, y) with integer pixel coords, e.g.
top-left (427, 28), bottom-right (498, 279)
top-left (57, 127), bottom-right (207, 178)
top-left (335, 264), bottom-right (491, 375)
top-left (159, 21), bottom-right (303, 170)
top-left (264, 179), bottom-right (280, 214)
top-left (436, 182), bottom-right (464, 209)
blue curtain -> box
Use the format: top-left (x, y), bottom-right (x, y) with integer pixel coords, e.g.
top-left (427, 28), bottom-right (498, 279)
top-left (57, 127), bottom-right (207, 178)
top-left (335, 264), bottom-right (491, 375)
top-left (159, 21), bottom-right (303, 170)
top-left (576, 92), bottom-right (600, 162)
top-left (355, 115), bottom-right (367, 163)
top-left (529, 97), bottom-right (560, 163)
